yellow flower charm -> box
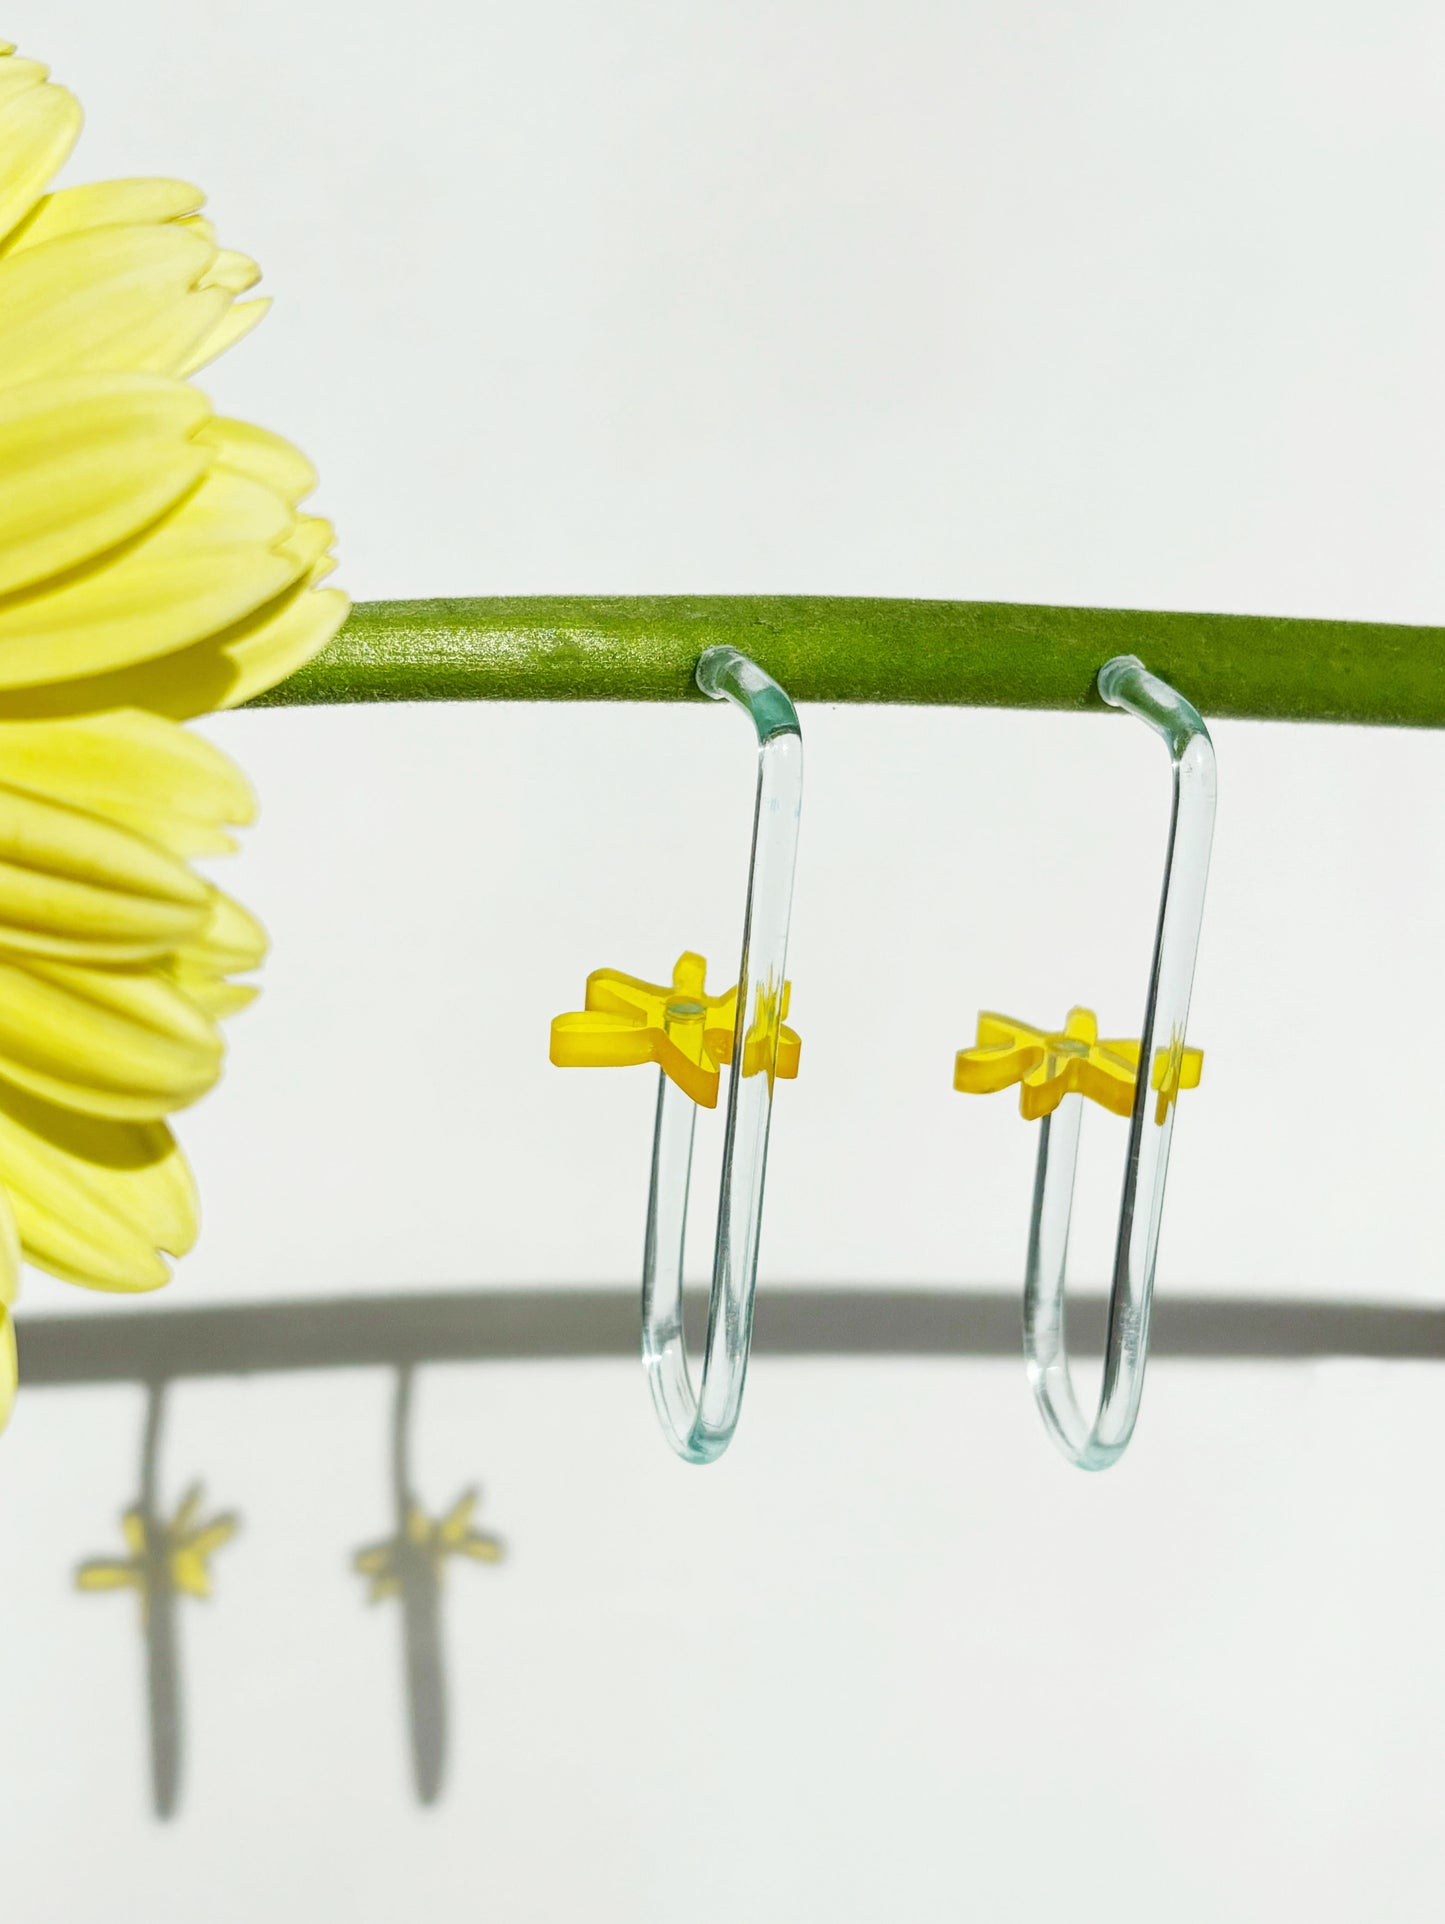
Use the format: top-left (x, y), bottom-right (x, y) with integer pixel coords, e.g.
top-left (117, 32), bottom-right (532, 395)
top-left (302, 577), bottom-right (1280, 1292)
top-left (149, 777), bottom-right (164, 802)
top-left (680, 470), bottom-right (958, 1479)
top-left (954, 1007), bottom-right (1203, 1123)
top-left (75, 1485), bottom-right (238, 1622)
top-left (0, 44), bottom-right (347, 1426)
top-left (354, 1491), bottom-right (505, 1604)
top-left (549, 950), bottom-right (801, 1108)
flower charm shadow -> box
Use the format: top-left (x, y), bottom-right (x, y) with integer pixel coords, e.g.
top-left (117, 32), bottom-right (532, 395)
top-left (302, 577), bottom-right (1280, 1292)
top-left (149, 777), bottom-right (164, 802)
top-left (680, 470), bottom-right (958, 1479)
top-left (75, 1484), bottom-right (238, 1623)
top-left (354, 1460), bottom-right (506, 1808)
top-left (354, 1491), bottom-right (505, 1604)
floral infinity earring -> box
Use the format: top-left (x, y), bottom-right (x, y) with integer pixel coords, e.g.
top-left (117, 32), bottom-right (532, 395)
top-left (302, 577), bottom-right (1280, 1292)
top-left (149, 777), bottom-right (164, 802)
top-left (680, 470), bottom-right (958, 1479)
top-left (550, 647), bottom-right (803, 1463)
top-left (954, 655), bottom-right (1216, 1469)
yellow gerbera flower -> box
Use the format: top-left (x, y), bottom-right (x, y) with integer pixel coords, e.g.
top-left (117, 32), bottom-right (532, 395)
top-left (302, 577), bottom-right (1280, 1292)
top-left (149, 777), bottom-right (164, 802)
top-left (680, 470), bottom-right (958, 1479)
top-left (0, 45), bottom-right (347, 1424)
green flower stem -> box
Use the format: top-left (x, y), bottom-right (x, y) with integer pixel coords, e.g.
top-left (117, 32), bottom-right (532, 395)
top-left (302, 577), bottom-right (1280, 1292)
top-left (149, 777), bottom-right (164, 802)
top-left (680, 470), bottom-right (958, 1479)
top-left (254, 595), bottom-right (1445, 727)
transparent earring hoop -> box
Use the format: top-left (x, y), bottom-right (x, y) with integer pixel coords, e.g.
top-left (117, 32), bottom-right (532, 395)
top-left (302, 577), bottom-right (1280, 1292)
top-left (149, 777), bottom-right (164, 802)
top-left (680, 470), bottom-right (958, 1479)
top-left (641, 647), bottom-right (802, 1462)
top-left (1024, 655), bottom-right (1216, 1470)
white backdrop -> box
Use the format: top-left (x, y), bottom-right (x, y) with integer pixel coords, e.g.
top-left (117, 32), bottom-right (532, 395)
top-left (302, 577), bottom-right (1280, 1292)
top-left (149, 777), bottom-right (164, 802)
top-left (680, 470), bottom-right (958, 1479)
top-left (3, 4), bottom-right (1445, 1919)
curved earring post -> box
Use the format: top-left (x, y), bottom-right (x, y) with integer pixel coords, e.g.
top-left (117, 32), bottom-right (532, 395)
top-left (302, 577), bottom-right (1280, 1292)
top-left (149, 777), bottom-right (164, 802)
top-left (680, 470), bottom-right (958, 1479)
top-left (640, 647), bottom-right (803, 1463)
top-left (1022, 655), bottom-right (1216, 1470)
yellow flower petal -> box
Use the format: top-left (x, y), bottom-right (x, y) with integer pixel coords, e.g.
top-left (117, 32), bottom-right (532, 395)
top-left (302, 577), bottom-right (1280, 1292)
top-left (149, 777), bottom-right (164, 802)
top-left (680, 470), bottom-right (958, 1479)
top-left (172, 974), bottom-right (255, 1019)
top-left (200, 248), bottom-right (260, 296)
top-left (0, 373), bottom-right (210, 598)
top-left (165, 886), bottom-right (266, 1019)
top-left (0, 1179), bottom-right (18, 1431)
top-left (276, 514), bottom-right (335, 576)
top-left (0, 463), bottom-right (306, 688)
top-left (178, 297), bottom-right (270, 377)
top-left (0, 1171), bottom-right (17, 1310)
top-left (0, 578), bottom-right (349, 720)
top-left (0, 48), bottom-right (343, 1377)
top-left (0, 1082), bottom-right (196, 1290)
top-left (214, 580), bottom-right (350, 710)
top-left (199, 416), bottom-right (317, 507)
top-left (5, 177), bottom-right (204, 252)
top-left (0, 54), bottom-right (53, 105)
top-left (0, 709), bottom-right (255, 857)
top-left (181, 885), bottom-right (266, 974)
top-left (0, 954), bottom-right (223, 1120)
top-left (80, 283), bottom-right (233, 384)
top-left (0, 63), bottom-right (81, 245)
top-left (0, 781), bottom-right (212, 963)
top-left (0, 225), bottom-right (225, 385)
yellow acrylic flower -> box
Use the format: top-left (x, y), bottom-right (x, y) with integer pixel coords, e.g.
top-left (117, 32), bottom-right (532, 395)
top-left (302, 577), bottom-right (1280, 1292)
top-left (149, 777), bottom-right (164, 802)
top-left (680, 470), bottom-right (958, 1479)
top-left (0, 45), bottom-right (348, 1428)
top-left (75, 1485), bottom-right (238, 1623)
top-left (549, 950), bottom-right (801, 1108)
top-left (354, 1491), bottom-right (505, 1604)
top-left (954, 1007), bottom-right (1203, 1123)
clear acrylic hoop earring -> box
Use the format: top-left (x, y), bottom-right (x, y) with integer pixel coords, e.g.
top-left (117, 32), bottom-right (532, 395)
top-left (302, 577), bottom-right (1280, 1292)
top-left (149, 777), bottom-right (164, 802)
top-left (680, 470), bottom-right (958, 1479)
top-left (550, 646), bottom-right (803, 1463)
top-left (954, 655), bottom-right (1216, 1470)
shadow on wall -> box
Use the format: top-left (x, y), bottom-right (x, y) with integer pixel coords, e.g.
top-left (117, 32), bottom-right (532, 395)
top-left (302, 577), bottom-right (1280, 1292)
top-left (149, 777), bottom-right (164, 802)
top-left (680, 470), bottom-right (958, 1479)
top-left (65, 1356), bottom-right (505, 1823)
top-left (32, 1283), bottom-right (1445, 1821)
top-left (21, 1285), bottom-right (1445, 1385)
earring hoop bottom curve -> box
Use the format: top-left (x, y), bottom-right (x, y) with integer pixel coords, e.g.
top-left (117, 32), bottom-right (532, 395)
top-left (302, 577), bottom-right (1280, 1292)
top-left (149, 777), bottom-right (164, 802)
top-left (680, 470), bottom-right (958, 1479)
top-left (640, 647), bottom-right (803, 1464)
top-left (1022, 654), bottom-right (1216, 1471)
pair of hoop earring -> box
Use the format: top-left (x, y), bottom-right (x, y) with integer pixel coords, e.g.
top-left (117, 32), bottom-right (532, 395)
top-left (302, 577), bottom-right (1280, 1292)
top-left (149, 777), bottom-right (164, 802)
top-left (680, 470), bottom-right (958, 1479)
top-left (550, 645), bottom-right (1216, 1471)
